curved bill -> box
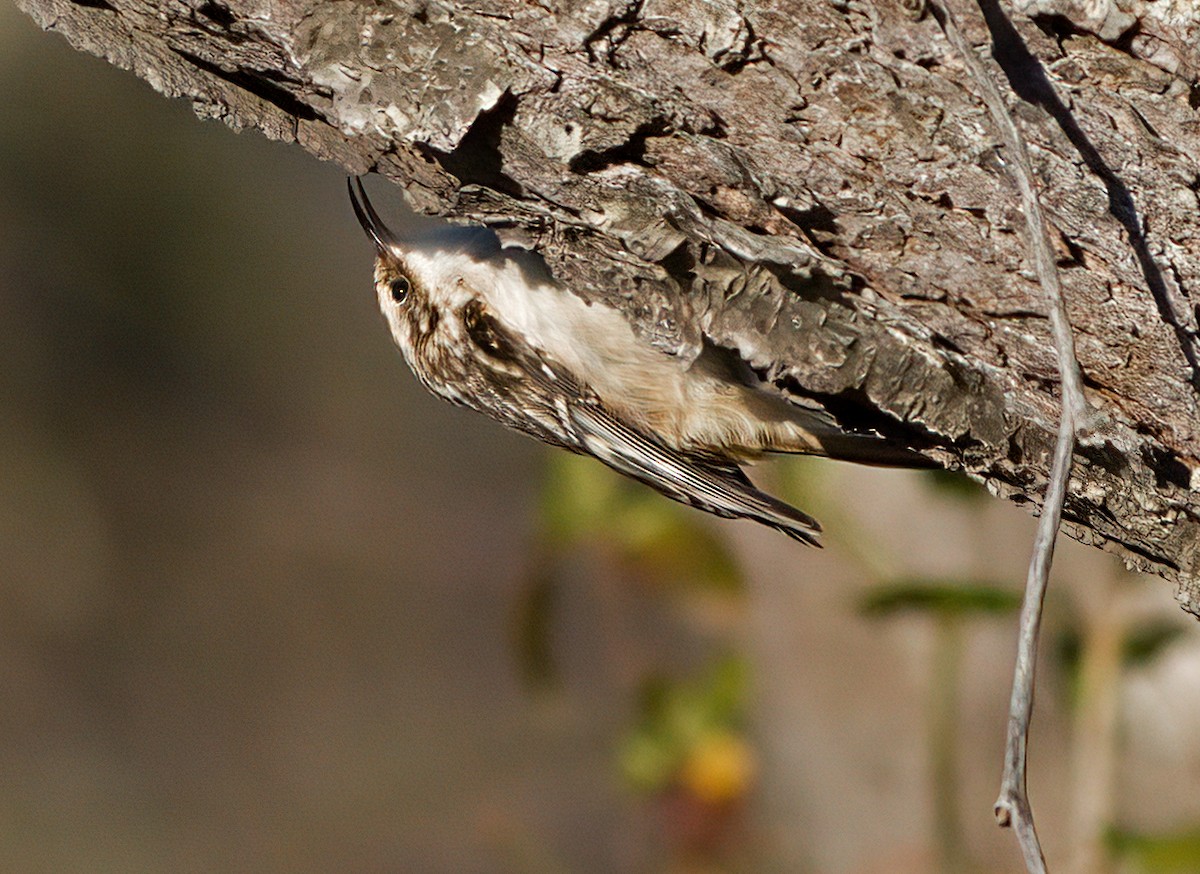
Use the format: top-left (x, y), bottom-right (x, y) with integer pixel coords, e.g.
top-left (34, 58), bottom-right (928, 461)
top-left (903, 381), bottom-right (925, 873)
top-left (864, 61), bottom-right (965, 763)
top-left (347, 177), bottom-right (399, 253)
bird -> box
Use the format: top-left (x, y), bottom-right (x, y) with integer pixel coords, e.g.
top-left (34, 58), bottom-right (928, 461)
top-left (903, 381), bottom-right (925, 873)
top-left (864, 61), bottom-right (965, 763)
top-left (348, 177), bottom-right (932, 545)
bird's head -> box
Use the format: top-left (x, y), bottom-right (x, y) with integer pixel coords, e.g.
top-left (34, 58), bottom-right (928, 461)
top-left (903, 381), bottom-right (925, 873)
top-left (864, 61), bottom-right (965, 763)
top-left (347, 177), bottom-right (441, 365)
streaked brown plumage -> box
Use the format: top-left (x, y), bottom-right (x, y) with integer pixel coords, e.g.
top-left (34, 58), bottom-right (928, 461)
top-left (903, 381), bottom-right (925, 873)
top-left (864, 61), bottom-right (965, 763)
top-left (350, 178), bottom-right (933, 544)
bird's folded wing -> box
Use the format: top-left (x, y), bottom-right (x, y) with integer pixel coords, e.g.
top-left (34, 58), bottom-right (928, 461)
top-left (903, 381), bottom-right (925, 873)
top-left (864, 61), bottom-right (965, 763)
top-left (568, 402), bottom-right (823, 547)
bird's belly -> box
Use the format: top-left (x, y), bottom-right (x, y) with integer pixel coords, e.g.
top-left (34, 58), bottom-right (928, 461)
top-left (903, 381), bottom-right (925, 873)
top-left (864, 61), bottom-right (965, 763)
top-left (486, 274), bottom-right (820, 456)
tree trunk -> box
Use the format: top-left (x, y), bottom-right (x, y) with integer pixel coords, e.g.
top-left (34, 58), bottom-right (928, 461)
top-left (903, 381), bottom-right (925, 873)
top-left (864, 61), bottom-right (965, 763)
top-left (16, 0), bottom-right (1200, 609)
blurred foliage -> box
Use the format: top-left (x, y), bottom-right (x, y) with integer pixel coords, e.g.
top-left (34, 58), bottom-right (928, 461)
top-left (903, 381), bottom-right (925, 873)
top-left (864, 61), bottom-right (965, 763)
top-left (860, 579), bottom-right (1021, 618)
top-left (514, 454), bottom-right (749, 686)
top-left (619, 655), bottom-right (753, 803)
top-left (859, 574), bottom-right (1018, 874)
top-left (537, 453), bottom-right (742, 592)
top-left (772, 454), bottom-right (827, 517)
top-left (1057, 618), bottom-right (1187, 707)
top-left (511, 568), bottom-right (560, 688)
top-left (1109, 826), bottom-right (1200, 873)
top-left (1121, 623), bottom-right (1188, 666)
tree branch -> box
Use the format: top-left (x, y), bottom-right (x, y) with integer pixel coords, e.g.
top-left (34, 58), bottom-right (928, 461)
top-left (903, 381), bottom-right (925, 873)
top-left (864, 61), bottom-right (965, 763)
top-left (15, 0), bottom-right (1200, 608)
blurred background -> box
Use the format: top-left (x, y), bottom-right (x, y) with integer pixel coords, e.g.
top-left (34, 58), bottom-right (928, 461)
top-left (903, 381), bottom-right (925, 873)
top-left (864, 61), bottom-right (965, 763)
top-left (4, 4), bottom-right (1200, 871)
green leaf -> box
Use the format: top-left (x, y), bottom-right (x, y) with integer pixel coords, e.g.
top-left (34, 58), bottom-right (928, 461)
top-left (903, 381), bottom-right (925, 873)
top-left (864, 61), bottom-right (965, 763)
top-left (536, 454), bottom-right (743, 593)
top-left (618, 655), bottom-right (750, 794)
top-left (619, 731), bottom-right (679, 793)
top-left (860, 580), bottom-right (1021, 618)
top-left (1124, 622), bottom-right (1186, 667)
top-left (1109, 826), bottom-right (1200, 872)
top-left (1058, 620), bottom-right (1186, 684)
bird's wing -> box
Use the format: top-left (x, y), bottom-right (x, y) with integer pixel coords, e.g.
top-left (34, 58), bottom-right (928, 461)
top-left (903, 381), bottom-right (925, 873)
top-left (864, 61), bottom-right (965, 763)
top-left (567, 401), bottom-right (822, 546)
top-left (467, 304), bottom-right (823, 545)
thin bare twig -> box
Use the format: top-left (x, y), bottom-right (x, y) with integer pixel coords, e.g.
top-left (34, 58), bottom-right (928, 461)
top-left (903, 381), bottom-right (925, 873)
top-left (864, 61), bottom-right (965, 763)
top-left (993, 406), bottom-right (1074, 873)
top-left (927, 1), bottom-right (1098, 871)
top-left (932, 0), bottom-right (1093, 430)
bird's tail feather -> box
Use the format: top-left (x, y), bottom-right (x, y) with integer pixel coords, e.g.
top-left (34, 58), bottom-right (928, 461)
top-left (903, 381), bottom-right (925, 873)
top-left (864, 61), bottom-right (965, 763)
top-left (806, 429), bottom-right (939, 469)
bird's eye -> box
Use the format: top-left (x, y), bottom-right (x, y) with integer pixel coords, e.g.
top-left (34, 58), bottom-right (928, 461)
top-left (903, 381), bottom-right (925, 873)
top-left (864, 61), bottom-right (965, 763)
top-left (389, 276), bottom-right (410, 304)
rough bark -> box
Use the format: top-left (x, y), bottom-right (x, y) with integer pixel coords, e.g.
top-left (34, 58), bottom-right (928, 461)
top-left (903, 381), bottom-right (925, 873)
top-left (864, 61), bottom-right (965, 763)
top-left (16, 0), bottom-right (1200, 609)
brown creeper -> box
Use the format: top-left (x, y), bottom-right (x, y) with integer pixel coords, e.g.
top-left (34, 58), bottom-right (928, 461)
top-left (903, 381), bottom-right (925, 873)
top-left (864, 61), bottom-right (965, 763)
top-left (349, 178), bottom-right (930, 545)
